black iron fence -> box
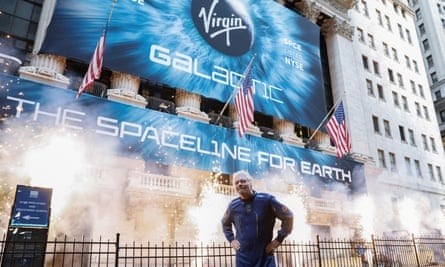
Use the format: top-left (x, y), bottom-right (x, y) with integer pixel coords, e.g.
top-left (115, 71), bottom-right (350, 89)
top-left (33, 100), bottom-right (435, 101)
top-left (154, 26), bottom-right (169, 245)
top-left (2, 232), bottom-right (445, 266)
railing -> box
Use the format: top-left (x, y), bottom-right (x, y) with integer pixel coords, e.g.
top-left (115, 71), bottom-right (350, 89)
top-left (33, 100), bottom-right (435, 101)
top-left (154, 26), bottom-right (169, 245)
top-left (126, 171), bottom-right (196, 197)
top-left (305, 197), bottom-right (341, 213)
top-left (2, 233), bottom-right (445, 266)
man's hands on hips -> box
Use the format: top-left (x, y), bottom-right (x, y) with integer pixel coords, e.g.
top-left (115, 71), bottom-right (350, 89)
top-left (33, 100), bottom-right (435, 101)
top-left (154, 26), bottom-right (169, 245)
top-left (265, 240), bottom-right (281, 254)
top-left (231, 240), bottom-right (241, 250)
top-left (230, 239), bottom-right (280, 253)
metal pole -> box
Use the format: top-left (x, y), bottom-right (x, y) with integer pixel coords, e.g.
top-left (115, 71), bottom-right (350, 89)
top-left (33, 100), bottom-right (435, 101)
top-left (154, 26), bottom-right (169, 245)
top-left (316, 235), bottom-right (322, 267)
top-left (115, 232), bottom-right (120, 267)
top-left (306, 95), bottom-right (344, 144)
top-left (412, 233), bottom-right (420, 267)
top-left (214, 55), bottom-right (256, 125)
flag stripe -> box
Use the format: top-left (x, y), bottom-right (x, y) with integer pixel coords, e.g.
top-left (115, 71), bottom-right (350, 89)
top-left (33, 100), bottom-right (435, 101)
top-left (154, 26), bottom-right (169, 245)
top-left (326, 101), bottom-right (351, 158)
top-left (235, 63), bottom-right (254, 137)
top-left (77, 32), bottom-right (106, 98)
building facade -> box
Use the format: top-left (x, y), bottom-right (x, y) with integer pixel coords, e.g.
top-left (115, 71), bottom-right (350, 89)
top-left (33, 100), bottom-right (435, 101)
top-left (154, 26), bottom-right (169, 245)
top-left (1, 0), bottom-right (445, 242)
top-left (409, 0), bottom-right (445, 147)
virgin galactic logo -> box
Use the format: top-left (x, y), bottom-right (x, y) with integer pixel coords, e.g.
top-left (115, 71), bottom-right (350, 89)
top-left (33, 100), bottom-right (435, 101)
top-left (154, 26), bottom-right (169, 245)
top-left (191, 0), bottom-right (254, 56)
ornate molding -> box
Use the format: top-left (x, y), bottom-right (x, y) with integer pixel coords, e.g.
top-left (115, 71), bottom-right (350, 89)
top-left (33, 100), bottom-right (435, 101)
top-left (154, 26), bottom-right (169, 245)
top-left (297, 1), bottom-right (321, 23)
top-left (323, 0), bottom-right (357, 14)
top-left (294, 0), bottom-right (357, 21)
top-left (322, 17), bottom-right (354, 41)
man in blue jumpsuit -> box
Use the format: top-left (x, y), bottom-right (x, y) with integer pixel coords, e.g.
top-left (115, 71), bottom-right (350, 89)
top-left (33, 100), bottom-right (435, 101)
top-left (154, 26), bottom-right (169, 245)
top-left (222, 171), bottom-right (294, 267)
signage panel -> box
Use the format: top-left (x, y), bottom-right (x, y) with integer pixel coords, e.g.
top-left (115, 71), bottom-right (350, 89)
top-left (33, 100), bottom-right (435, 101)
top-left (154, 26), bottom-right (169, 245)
top-left (40, 0), bottom-right (327, 130)
top-left (0, 74), bottom-right (365, 194)
top-left (10, 185), bottom-right (52, 228)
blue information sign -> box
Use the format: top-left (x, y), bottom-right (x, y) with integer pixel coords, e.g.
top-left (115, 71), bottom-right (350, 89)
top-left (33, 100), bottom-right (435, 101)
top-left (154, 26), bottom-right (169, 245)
top-left (10, 185), bottom-right (52, 228)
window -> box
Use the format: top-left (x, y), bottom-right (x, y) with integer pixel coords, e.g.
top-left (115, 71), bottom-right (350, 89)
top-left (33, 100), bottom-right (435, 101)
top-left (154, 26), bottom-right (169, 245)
top-left (362, 0), bottom-right (369, 16)
top-left (402, 96), bottom-right (409, 111)
top-left (423, 39), bottom-right (430, 51)
top-left (383, 42), bottom-right (389, 56)
top-left (440, 110), bottom-right (445, 122)
top-left (435, 91), bottom-right (442, 100)
top-left (376, 9), bottom-right (383, 25)
top-left (377, 84), bottom-right (385, 100)
top-left (393, 3), bottom-right (399, 14)
top-left (430, 137), bottom-right (437, 152)
top-left (422, 134), bottom-right (429, 150)
top-left (366, 79), bottom-right (374, 95)
top-left (393, 91), bottom-right (399, 107)
top-left (357, 28), bottom-right (365, 42)
top-left (410, 80), bottom-right (416, 94)
top-left (405, 157), bottom-right (412, 176)
top-left (405, 55), bottom-right (411, 69)
top-left (362, 55), bottom-right (369, 70)
top-left (423, 106), bottom-right (430, 120)
top-left (418, 23), bottom-right (425, 35)
top-left (373, 115), bottom-right (380, 133)
top-left (415, 102), bottom-right (421, 117)
top-left (368, 33), bottom-right (375, 48)
top-left (408, 129), bottom-right (416, 146)
top-left (0, 0), bottom-right (41, 58)
top-left (373, 61), bottom-right (380, 75)
top-left (389, 152), bottom-right (397, 171)
top-left (391, 48), bottom-right (398, 61)
top-left (397, 73), bottom-right (404, 87)
top-left (388, 69), bottom-right (395, 82)
top-left (399, 125), bottom-right (406, 142)
top-left (415, 9), bottom-right (422, 20)
top-left (428, 164), bottom-right (435, 181)
top-left (406, 29), bottom-right (412, 43)
top-left (385, 15), bottom-right (392, 31)
top-left (431, 72), bottom-right (438, 83)
top-left (383, 119), bottom-right (391, 137)
top-left (427, 55), bottom-right (434, 68)
top-left (378, 149), bottom-right (386, 168)
top-left (398, 24), bottom-right (404, 39)
top-left (414, 160), bottom-right (422, 178)
top-left (413, 60), bottom-right (419, 72)
top-left (436, 166), bottom-right (443, 183)
top-left (418, 85), bottom-right (424, 98)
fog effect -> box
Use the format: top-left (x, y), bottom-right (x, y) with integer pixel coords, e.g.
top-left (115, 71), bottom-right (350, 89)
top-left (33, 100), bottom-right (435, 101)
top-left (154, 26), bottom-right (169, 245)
top-left (1, 119), bottom-right (444, 244)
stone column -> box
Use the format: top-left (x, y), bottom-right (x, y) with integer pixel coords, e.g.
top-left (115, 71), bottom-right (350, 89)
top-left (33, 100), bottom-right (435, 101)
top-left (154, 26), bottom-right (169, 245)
top-left (18, 0), bottom-right (70, 88)
top-left (107, 71), bottom-right (146, 107)
top-left (228, 105), bottom-right (261, 136)
top-left (322, 17), bottom-right (367, 154)
top-left (19, 54), bottom-right (70, 88)
top-left (314, 130), bottom-right (336, 154)
top-left (175, 89), bottom-right (209, 122)
top-left (273, 118), bottom-right (304, 146)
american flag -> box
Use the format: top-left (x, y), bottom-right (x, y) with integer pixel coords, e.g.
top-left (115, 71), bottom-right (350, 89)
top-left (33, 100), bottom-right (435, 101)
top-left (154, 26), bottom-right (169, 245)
top-left (77, 31), bottom-right (106, 99)
top-left (235, 63), bottom-right (254, 137)
top-left (326, 101), bottom-right (351, 158)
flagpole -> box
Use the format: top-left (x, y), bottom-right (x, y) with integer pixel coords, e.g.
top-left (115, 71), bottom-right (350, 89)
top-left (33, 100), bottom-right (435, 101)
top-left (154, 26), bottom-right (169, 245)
top-left (215, 54), bottom-right (256, 125)
top-left (77, 0), bottom-right (117, 99)
top-left (107, 0), bottom-right (118, 28)
top-left (306, 95), bottom-right (344, 144)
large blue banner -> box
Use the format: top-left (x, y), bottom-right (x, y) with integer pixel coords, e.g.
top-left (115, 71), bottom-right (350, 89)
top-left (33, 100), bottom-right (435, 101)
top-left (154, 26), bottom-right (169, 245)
top-left (0, 74), bottom-right (364, 193)
top-left (40, 0), bottom-right (326, 130)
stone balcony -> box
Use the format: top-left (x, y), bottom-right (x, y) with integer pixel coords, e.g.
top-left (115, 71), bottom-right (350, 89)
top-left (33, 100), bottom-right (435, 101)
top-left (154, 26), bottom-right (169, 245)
top-left (126, 170), bottom-right (197, 199)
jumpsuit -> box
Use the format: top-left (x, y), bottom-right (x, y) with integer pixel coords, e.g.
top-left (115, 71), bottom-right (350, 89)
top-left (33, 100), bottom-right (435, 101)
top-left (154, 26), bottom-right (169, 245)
top-left (222, 191), bottom-right (293, 267)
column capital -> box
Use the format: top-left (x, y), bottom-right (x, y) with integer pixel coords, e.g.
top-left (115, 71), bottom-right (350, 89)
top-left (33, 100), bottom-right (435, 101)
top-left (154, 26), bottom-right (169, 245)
top-left (321, 16), bottom-right (354, 41)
